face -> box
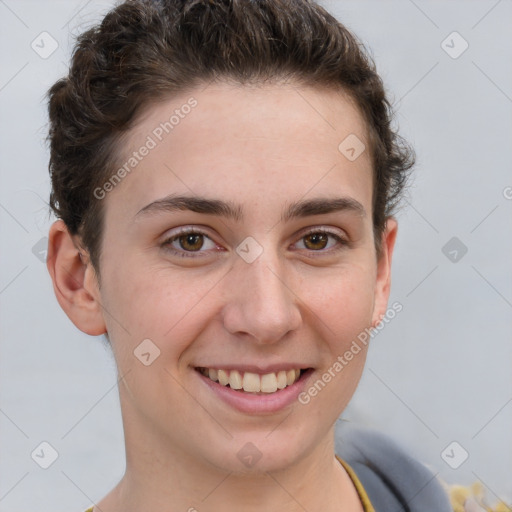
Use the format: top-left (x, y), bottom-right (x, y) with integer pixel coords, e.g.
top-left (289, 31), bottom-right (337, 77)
top-left (75, 82), bottom-right (396, 473)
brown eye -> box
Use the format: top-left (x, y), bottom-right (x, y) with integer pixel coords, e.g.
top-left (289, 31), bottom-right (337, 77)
top-left (294, 229), bottom-right (347, 253)
top-left (162, 229), bottom-right (218, 257)
top-left (303, 232), bottom-right (329, 250)
top-left (178, 233), bottom-right (204, 251)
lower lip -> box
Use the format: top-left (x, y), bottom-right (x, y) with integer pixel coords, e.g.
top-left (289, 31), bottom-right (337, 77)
top-left (196, 369), bottom-right (314, 414)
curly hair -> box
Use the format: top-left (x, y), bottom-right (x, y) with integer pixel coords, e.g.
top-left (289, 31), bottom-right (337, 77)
top-left (47, 0), bottom-right (415, 275)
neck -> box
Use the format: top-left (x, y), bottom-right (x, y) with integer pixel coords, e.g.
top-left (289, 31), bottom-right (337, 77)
top-left (96, 400), bottom-right (363, 512)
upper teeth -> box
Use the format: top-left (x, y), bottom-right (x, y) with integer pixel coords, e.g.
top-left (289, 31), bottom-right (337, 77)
top-left (199, 368), bottom-right (302, 393)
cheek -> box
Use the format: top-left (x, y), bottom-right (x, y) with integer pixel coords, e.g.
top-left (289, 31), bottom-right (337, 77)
top-left (300, 261), bottom-right (376, 342)
top-left (316, 266), bottom-right (375, 405)
top-left (99, 253), bottom-right (225, 364)
top-left (300, 268), bottom-right (373, 414)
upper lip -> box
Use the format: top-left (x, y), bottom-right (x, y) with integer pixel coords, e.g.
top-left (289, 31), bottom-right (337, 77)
top-left (194, 364), bottom-right (312, 374)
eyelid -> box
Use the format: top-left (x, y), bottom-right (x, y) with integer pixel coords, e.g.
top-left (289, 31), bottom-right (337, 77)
top-left (295, 225), bottom-right (347, 240)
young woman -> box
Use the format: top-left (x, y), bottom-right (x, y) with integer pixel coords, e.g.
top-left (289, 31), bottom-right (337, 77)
top-left (46, 0), bottom-right (452, 510)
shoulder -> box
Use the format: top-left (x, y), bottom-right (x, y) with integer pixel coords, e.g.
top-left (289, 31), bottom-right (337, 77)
top-left (336, 423), bottom-right (452, 512)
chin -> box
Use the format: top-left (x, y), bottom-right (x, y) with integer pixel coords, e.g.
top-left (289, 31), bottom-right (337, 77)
top-left (201, 428), bottom-right (320, 475)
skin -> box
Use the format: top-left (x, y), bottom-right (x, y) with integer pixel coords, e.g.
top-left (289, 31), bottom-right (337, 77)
top-left (47, 81), bottom-right (397, 512)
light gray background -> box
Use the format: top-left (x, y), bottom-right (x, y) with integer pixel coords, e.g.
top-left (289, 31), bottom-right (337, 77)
top-left (1, 0), bottom-right (511, 510)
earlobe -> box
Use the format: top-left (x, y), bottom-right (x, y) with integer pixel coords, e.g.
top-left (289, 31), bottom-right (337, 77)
top-left (46, 220), bottom-right (107, 336)
top-left (371, 218), bottom-right (398, 327)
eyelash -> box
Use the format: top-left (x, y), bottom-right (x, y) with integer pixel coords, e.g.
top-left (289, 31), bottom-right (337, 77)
top-left (161, 227), bottom-right (348, 258)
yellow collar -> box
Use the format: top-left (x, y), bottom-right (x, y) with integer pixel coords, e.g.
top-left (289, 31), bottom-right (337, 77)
top-left (336, 455), bottom-right (376, 512)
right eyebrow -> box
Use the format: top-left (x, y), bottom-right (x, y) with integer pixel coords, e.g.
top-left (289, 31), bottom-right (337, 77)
top-left (135, 195), bottom-right (243, 221)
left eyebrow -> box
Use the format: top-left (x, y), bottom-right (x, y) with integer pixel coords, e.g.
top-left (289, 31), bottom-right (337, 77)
top-left (134, 194), bottom-right (366, 222)
top-left (281, 197), bottom-right (366, 222)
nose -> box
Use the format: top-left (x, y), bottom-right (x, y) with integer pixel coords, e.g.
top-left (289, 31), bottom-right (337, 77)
top-left (221, 252), bottom-right (302, 344)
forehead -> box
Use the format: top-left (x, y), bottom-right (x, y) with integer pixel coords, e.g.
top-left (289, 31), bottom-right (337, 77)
top-left (105, 82), bottom-right (373, 223)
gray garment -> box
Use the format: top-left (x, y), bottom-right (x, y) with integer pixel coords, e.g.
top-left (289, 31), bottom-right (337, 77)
top-left (336, 424), bottom-right (452, 512)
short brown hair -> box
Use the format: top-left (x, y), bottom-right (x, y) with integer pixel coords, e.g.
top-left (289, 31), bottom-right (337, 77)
top-left (47, 0), bottom-right (414, 275)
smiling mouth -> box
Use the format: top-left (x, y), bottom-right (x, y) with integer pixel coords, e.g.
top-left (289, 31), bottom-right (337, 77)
top-left (195, 367), bottom-right (309, 394)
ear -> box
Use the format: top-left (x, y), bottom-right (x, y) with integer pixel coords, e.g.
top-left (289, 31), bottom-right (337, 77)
top-left (46, 220), bottom-right (107, 336)
top-left (371, 217), bottom-right (398, 327)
